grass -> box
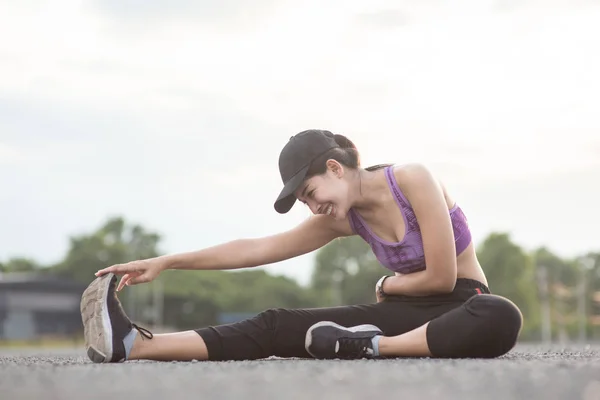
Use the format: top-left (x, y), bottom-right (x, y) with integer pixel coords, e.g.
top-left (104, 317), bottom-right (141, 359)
top-left (0, 336), bottom-right (84, 349)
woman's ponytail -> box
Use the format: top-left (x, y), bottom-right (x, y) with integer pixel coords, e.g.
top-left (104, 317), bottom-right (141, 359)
top-left (305, 132), bottom-right (361, 177)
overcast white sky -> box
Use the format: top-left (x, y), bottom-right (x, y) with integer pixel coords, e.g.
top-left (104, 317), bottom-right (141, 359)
top-left (1, 0), bottom-right (599, 286)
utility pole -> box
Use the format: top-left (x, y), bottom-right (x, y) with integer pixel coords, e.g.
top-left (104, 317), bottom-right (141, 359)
top-left (331, 270), bottom-right (344, 306)
top-left (578, 257), bottom-right (595, 343)
top-left (152, 278), bottom-right (164, 329)
top-left (536, 265), bottom-right (552, 344)
top-left (578, 262), bottom-right (587, 343)
top-left (126, 247), bottom-right (137, 321)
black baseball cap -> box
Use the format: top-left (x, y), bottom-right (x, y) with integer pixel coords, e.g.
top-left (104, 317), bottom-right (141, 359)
top-left (274, 129), bottom-right (340, 214)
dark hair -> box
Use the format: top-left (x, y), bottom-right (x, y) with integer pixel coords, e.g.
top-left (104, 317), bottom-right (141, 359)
top-left (305, 133), bottom-right (391, 178)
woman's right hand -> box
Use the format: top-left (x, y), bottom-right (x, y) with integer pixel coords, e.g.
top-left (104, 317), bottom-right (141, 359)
top-left (95, 256), bottom-right (170, 291)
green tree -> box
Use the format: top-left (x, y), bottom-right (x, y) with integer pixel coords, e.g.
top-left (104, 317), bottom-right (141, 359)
top-left (51, 216), bottom-right (162, 283)
top-left (579, 252), bottom-right (600, 338)
top-left (477, 232), bottom-right (540, 339)
top-left (532, 247), bottom-right (581, 340)
top-left (159, 268), bottom-right (318, 315)
top-left (0, 257), bottom-right (40, 273)
top-left (311, 236), bottom-right (388, 305)
top-left (534, 247), bottom-right (578, 287)
top-left (220, 269), bottom-right (319, 311)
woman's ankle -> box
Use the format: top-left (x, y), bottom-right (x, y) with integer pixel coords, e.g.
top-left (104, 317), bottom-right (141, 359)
top-left (127, 331), bottom-right (145, 360)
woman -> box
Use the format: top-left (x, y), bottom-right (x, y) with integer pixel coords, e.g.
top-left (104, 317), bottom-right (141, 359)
top-left (81, 129), bottom-right (523, 363)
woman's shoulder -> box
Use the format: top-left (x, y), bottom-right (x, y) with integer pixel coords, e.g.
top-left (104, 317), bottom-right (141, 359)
top-left (389, 162), bottom-right (437, 187)
top-left (389, 162), bottom-right (455, 210)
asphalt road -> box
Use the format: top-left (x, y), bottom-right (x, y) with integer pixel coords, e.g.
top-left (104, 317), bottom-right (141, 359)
top-left (1, 343), bottom-right (600, 400)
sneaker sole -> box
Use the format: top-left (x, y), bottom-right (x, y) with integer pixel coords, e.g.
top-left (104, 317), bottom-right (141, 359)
top-left (80, 273), bottom-right (114, 363)
top-left (304, 321), bottom-right (381, 359)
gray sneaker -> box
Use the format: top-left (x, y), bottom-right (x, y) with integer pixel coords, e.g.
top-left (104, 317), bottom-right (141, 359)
top-left (305, 321), bottom-right (382, 360)
top-left (80, 273), bottom-right (153, 363)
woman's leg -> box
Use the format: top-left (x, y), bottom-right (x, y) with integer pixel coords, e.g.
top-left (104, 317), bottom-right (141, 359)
top-left (81, 273), bottom-right (521, 362)
top-left (128, 331), bottom-right (209, 361)
top-left (127, 294), bottom-right (523, 362)
top-left (383, 294), bottom-right (524, 358)
top-left (377, 323), bottom-right (432, 357)
top-left (80, 273), bottom-right (459, 362)
top-left (307, 294), bottom-right (524, 359)
top-left (424, 294), bottom-right (524, 358)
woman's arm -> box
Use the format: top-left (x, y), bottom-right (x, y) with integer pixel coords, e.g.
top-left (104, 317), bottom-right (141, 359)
top-left (168, 215), bottom-right (352, 271)
top-left (381, 163), bottom-right (458, 296)
top-left (96, 214), bottom-right (354, 289)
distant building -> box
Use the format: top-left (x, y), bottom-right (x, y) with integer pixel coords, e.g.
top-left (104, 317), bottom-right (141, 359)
top-left (0, 273), bottom-right (87, 341)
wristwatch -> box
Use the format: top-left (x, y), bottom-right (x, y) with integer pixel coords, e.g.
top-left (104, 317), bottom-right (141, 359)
top-left (376, 275), bottom-right (390, 298)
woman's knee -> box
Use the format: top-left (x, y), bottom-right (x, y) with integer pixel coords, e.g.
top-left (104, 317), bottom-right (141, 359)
top-left (468, 294), bottom-right (523, 357)
top-left (254, 307), bottom-right (286, 331)
top-left (472, 294), bottom-right (523, 333)
top-left (427, 294), bottom-right (523, 358)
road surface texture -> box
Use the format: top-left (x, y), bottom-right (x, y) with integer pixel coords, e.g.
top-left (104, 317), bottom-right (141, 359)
top-left (1, 343), bottom-right (600, 400)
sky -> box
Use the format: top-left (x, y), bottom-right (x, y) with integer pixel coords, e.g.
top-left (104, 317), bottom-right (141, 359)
top-left (1, 0), bottom-right (599, 286)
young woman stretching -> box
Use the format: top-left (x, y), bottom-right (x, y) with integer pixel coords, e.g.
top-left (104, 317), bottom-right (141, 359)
top-left (81, 129), bottom-right (523, 363)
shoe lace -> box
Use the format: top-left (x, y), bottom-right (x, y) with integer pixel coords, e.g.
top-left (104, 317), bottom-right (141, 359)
top-left (133, 323), bottom-right (154, 340)
top-left (337, 337), bottom-right (373, 359)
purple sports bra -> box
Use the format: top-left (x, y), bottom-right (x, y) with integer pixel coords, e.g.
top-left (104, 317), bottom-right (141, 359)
top-left (347, 166), bottom-right (472, 274)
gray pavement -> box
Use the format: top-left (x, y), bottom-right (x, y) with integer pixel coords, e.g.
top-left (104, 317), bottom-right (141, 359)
top-left (1, 343), bottom-right (600, 400)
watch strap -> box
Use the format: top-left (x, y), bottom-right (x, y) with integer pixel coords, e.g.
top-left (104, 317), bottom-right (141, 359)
top-left (377, 275), bottom-right (390, 297)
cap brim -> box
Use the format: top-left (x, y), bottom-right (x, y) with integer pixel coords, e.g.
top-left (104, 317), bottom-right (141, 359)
top-left (274, 164), bottom-right (309, 214)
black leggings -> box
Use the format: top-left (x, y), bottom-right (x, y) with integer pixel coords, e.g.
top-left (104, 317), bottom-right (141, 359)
top-left (195, 278), bottom-right (523, 361)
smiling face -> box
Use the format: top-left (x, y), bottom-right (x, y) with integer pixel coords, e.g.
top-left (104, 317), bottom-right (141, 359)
top-left (294, 159), bottom-right (352, 219)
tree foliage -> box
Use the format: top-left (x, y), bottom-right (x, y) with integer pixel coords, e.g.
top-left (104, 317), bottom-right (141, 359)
top-left (311, 236), bottom-right (388, 305)
top-left (475, 233), bottom-right (540, 338)
top-left (0, 257), bottom-right (40, 273)
top-left (50, 217), bottom-right (161, 283)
